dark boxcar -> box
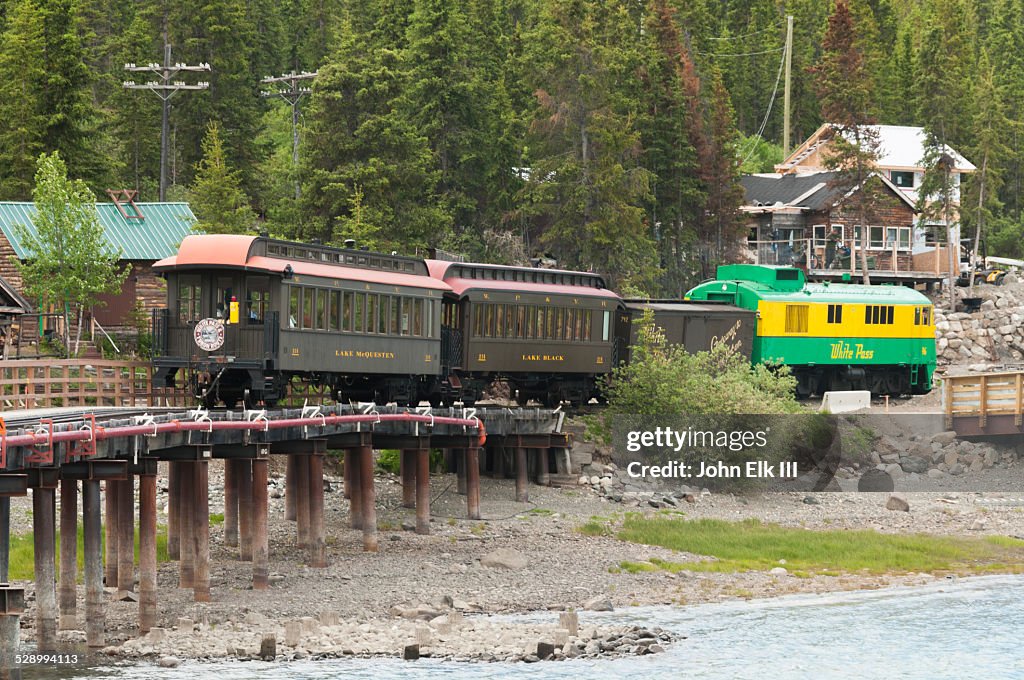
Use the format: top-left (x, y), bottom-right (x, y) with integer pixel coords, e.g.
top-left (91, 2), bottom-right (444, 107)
top-left (427, 261), bottom-right (621, 406)
top-left (617, 300), bottom-right (756, 365)
top-left (153, 235), bottom-right (449, 407)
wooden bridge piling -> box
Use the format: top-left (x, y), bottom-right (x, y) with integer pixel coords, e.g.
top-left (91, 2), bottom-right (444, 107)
top-left (295, 455), bottom-right (310, 550)
top-left (466, 447), bottom-right (481, 521)
top-left (346, 450), bottom-right (363, 530)
top-left (536, 448), bottom-right (550, 487)
top-left (358, 445), bottom-right (378, 552)
top-left (401, 450), bottom-right (416, 508)
top-left (415, 447), bottom-right (430, 535)
top-left (32, 485), bottom-right (57, 651)
top-left (167, 463), bottom-right (180, 559)
top-left (237, 459), bottom-right (253, 562)
top-left (82, 479), bottom-right (104, 647)
top-left (308, 452), bottom-right (326, 568)
top-left (139, 470), bottom-right (157, 631)
top-left (58, 478), bottom-right (77, 630)
top-left (223, 459), bottom-right (238, 548)
top-left (285, 455), bottom-right (298, 520)
top-left (515, 447), bottom-right (528, 503)
top-left (116, 475), bottom-right (135, 597)
top-left (193, 461), bottom-right (210, 602)
top-left (178, 463), bottom-right (194, 589)
top-left (251, 457), bottom-right (269, 590)
top-left (104, 480), bottom-right (118, 586)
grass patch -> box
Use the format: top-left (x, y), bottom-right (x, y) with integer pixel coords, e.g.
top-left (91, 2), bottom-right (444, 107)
top-left (619, 560), bottom-right (660, 573)
top-left (7, 524), bottom-right (170, 581)
top-left (578, 521), bottom-right (612, 537)
top-left (209, 513), bottom-right (225, 526)
top-left (526, 508), bottom-right (555, 516)
top-left (616, 517), bottom-right (1024, 575)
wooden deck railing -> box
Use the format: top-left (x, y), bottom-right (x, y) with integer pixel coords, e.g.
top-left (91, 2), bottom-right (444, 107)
top-left (944, 371), bottom-right (1024, 429)
top-left (0, 359), bottom-right (191, 410)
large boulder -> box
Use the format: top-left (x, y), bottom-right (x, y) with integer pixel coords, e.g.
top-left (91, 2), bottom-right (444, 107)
top-left (480, 548), bottom-right (528, 570)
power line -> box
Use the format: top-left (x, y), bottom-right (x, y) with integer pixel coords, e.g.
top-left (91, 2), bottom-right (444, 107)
top-left (261, 71), bottom-right (318, 201)
top-left (705, 24), bottom-right (785, 41)
top-left (739, 41), bottom-right (788, 168)
top-left (697, 46), bottom-right (785, 57)
top-left (123, 43), bottom-right (211, 201)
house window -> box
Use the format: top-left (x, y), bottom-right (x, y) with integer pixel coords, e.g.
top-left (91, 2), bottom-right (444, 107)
top-left (891, 171), bottom-right (915, 188)
top-left (867, 226), bottom-right (912, 251)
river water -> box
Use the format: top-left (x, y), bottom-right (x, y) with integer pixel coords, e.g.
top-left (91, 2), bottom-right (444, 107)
top-left (16, 575), bottom-right (1024, 680)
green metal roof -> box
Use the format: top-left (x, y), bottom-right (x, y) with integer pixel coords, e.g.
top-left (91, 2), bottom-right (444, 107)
top-left (0, 201), bottom-right (196, 261)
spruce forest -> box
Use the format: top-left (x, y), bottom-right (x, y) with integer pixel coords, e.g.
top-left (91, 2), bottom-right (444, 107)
top-left (0, 0), bottom-right (1018, 294)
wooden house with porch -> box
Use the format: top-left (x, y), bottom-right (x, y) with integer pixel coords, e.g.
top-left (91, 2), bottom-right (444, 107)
top-left (741, 170), bottom-right (955, 286)
top-left (0, 193), bottom-right (196, 344)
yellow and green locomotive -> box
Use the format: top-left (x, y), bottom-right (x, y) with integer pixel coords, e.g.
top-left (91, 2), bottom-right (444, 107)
top-left (685, 264), bottom-right (936, 397)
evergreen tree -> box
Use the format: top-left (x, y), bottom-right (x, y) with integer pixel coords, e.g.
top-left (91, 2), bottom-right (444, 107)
top-left (0, 0), bottom-right (46, 199)
top-left (189, 122), bottom-right (256, 234)
top-left (299, 15), bottom-right (445, 251)
top-left (813, 0), bottom-right (881, 284)
top-left (518, 0), bottom-right (655, 288)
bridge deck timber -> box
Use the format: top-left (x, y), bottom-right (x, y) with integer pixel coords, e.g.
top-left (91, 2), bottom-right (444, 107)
top-left (0, 404), bottom-right (570, 655)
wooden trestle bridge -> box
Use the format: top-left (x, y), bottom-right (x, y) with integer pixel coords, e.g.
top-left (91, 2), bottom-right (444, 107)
top-left (0, 404), bottom-right (569, 664)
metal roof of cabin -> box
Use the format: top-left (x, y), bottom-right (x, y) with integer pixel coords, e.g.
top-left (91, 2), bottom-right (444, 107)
top-left (0, 201), bottom-right (196, 261)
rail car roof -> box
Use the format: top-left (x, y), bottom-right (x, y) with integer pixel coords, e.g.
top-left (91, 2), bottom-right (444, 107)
top-left (623, 300), bottom-right (755, 314)
top-left (426, 260), bottom-right (621, 299)
top-left (692, 279), bottom-right (932, 304)
top-left (154, 235), bottom-right (451, 290)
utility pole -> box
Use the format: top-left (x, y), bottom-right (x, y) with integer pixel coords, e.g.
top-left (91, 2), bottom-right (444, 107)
top-left (124, 43), bottom-right (211, 201)
top-left (782, 14), bottom-right (794, 157)
top-left (261, 71), bottom-right (318, 200)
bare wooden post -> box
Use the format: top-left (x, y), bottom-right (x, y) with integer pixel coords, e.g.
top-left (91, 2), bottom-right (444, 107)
top-left (33, 486), bottom-right (57, 651)
top-left (237, 458), bottom-right (253, 561)
top-left (416, 447), bottom-right (430, 535)
top-left (59, 478), bottom-right (78, 630)
top-left (104, 479), bottom-right (118, 586)
top-left (536, 449), bottom-right (550, 486)
top-left (0, 497), bottom-right (8, 582)
top-left (285, 454), bottom-right (298, 520)
top-left (117, 475), bottom-right (135, 595)
top-left (401, 450), bottom-right (416, 508)
top-left (466, 447), bottom-right (481, 520)
top-left (139, 472), bottom-right (157, 632)
top-left (295, 455), bottom-right (310, 549)
top-left (167, 462), bottom-right (180, 560)
top-left (359, 446), bottom-right (378, 552)
top-left (346, 449), bottom-right (363, 530)
top-left (193, 461), bottom-right (210, 602)
top-left (515, 447), bottom-right (528, 503)
top-left (308, 453), bottom-right (327, 567)
top-left (178, 463), bottom-right (194, 589)
top-left (252, 458), bottom-right (269, 590)
top-left (83, 479), bottom-right (104, 647)
top-left (455, 448), bottom-right (467, 495)
top-left (223, 459), bottom-right (238, 548)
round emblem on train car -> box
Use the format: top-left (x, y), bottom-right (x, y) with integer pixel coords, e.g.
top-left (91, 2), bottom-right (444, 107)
top-left (193, 318), bottom-right (225, 351)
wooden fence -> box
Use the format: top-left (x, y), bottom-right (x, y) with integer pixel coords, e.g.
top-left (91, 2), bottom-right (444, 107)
top-left (944, 370), bottom-right (1024, 430)
top-left (0, 359), bottom-right (191, 410)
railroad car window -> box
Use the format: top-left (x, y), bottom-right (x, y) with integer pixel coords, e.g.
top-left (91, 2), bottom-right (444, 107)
top-left (329, 291), bottom-right (340, 331)
top-left (827, 304), bottom-right (843, 324)
top-left (776, 269), bottom-right (799, 281)
top-left (316, 290), bottom-right (328, 330)
top-left (922, 306), bottom-right (931, 325)
top-left (414, 299), bottom-right (424, 336)
top-left (602, 311), bottom-right (610, 341)
top-left (887, 305), bottom-right (894, 324)
top-left (473, 305), bottom-right (483, 336)
top-left (425, 300), bottom-right (433, 337)
top-left (179, 280), bottom-right (201, 323)
top-left (401, 298), bottom-right (411, 335)
top-left (505, 304), bottom-right (515, 338)
top-left (391, 297), bottom-right (400, 334)
top-left (516, 305), bottom-right (526, 338)
top-left (246, 280), bottom-right (269, 324)
top-left (494, 304), bottom-right (504, 338)
top-left (546, 307), bottom-right (555, 339)
top-left (367, 295), bottom-right (378, 334)
top-left (379, 297), bottom-right (389, 334)
top-left (289, 287), bottom-right (299, 328)
top-left (565, 309), bottom-right (575, 341)
top-left (342, 292), bottom-right (353, 331)
top-left (864, 304), bottom-right (895, 324)
top-left (302, 288), bottom-right (314, 329)
top-left (785, 305), bottom-right (809, 333)
top-left (354, 293), bottom-right (365, 332)
top-left (215, 278), bottom-right (234, 320)
top-left (535, 307), bottom-right (544, 339)
top-left (584, 310), bottom-right (592, 341)
top-left (487, 304), bottom-right (497, 337)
